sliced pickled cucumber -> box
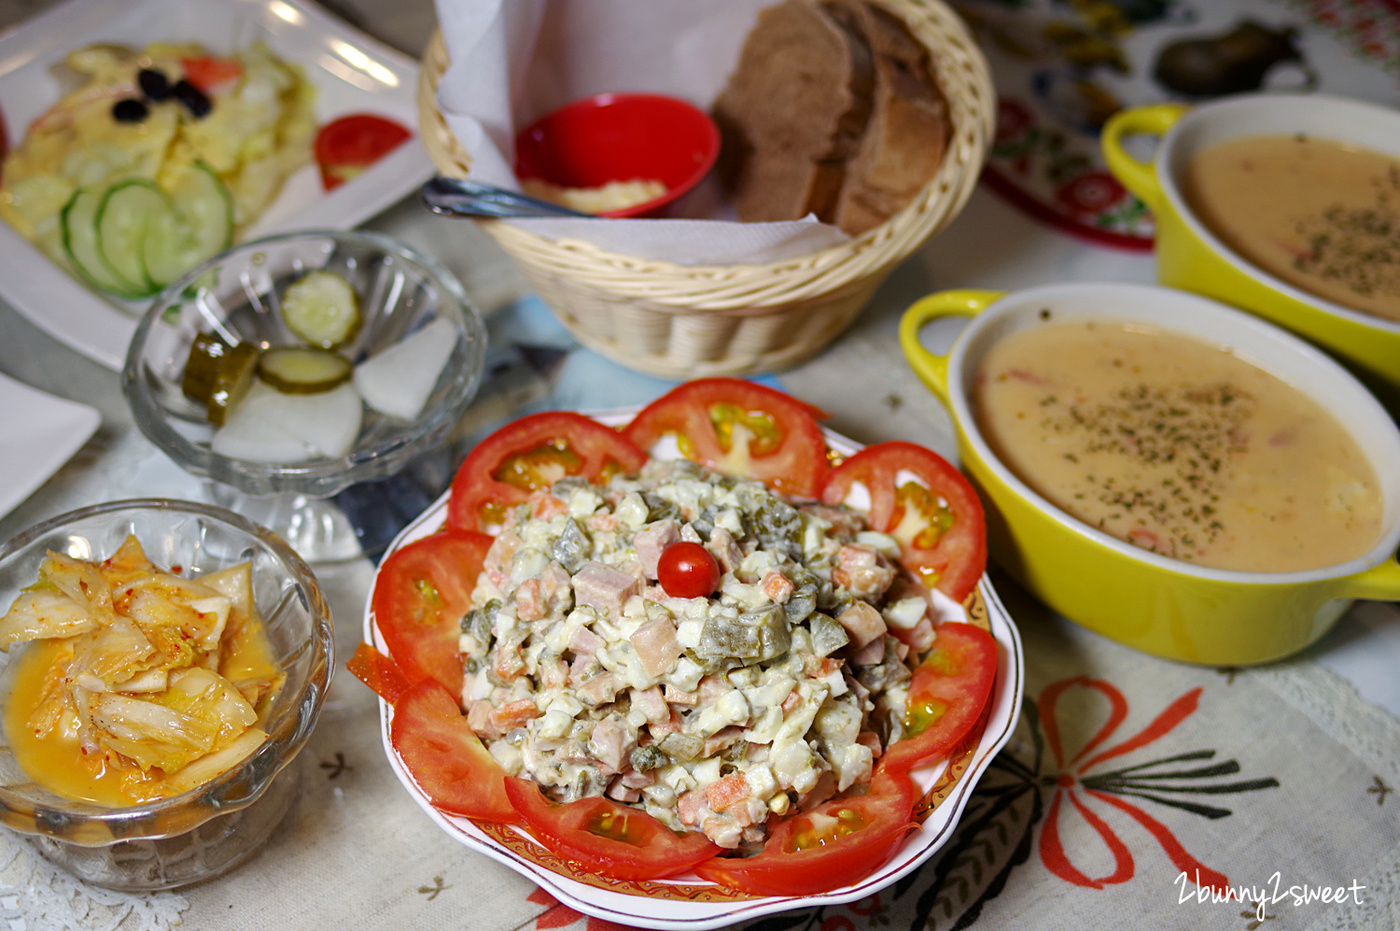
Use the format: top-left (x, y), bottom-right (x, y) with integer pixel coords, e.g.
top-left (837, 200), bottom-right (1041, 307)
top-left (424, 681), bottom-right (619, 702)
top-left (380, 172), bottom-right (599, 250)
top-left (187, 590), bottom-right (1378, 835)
top-left (280, 270), bottom-right (362, 348)
top-left (256, 346), bottom-right (353, 394)
top-left (204, 341), bottom-right (260, 426)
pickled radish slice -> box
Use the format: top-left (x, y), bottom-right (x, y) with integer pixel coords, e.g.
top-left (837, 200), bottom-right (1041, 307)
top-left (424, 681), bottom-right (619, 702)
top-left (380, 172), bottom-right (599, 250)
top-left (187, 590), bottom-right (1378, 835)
top-left (211, 380), bottom-right (363, 461)
top-left (353, 316), bottom-right (456, 420)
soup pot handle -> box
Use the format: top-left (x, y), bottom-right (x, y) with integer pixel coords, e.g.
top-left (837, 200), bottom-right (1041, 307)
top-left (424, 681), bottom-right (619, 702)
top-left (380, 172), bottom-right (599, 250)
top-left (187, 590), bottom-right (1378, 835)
top-left (1100, 103), bottom-right (1188, 211)
top-left (899, 290), bottom-right (1002, 405)
top-left (1337, 554), bottom-right (1400, 602)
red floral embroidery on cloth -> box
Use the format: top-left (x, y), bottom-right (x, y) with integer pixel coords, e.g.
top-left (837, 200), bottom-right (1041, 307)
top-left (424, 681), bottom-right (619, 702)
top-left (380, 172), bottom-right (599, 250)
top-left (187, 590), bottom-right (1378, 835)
top-left (1035, 677), bottom-right (1229, 893)
top-left (518, 675), bottom-right (1281, 930)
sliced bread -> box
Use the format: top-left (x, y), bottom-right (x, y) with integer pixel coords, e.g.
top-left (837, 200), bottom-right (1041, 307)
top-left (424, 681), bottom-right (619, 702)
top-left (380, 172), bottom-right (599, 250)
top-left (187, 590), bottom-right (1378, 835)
top-left (713, 0), bottom-right (950, 235)
top-left (712, 0), bottom-right (874, 223)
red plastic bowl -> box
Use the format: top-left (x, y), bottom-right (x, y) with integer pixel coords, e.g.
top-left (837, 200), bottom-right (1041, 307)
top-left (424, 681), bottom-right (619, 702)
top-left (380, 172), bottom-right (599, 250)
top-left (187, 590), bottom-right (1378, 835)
top-left (514, 93), bottom-right (720, 218)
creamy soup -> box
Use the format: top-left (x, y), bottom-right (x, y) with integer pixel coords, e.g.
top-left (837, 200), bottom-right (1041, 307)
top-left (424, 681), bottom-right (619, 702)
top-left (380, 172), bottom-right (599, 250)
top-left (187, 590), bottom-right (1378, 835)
top-left (973, 319), bottom-right (1383, 572)
top-left (1182, 134), bottom-right (1400, 323)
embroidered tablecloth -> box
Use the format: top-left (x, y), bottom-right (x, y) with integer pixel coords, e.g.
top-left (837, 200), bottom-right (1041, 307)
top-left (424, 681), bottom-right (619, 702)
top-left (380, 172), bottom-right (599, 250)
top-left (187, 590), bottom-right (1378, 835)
top-left (2, 296), bottom-right (1397, 931)
top-left (961, 0), bottom-right (1400, 248)
top-left (1, 0), bottom-right (1398, 923)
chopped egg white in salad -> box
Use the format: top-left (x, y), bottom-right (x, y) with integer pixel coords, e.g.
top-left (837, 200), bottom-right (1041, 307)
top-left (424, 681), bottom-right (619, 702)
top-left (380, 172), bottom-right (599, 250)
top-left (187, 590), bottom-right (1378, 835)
top-left (459, 458), bottom-right (943, 850)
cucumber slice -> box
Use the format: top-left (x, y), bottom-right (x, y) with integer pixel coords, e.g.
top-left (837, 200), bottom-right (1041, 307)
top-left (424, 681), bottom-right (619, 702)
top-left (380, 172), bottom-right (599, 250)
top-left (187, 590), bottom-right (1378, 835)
top-left (146, 162), bottom-right (234, 288)
top-left (280, 270), bottom-right (362, 348)
top-left (143, 209), bottom-right (199, 290)
top-left (97, 180), bottom-right (173, 294)
top-left (256, 347), bottom-right (353, 394)
top-left (60, 186), bottom-right (147, 298)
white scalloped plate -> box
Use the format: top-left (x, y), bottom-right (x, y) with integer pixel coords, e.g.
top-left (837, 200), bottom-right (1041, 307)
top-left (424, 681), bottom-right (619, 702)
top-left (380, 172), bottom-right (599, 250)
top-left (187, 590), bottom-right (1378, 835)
top-left (364, 413), bottom-right (1025, 930)
top-left (0, 0), bottom-right (434, 369)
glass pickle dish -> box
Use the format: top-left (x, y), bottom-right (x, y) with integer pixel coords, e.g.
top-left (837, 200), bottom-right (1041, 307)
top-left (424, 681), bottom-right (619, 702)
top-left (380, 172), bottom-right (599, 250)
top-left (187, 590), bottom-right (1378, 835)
top-left (0, 499), bottom-right (333, 891)
top-left (122, 229), bottom-right (488, 561)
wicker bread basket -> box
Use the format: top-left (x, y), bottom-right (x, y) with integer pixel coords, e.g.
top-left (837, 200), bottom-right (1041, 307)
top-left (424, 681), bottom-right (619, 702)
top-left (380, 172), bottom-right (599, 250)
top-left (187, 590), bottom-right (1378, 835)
top-left (417, 0), bottom-right (995, 378)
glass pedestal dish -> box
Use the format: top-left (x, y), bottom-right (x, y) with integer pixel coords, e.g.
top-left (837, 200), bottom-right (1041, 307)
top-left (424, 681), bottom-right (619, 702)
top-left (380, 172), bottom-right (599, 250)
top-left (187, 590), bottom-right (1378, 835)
top-left (0, 499), bottom-right (333, 891)
top-left (122, 229), bottom-right (488, 562)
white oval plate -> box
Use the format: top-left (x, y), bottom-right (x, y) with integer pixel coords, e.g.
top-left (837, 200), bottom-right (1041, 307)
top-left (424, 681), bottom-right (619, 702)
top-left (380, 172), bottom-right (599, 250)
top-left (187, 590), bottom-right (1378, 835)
top-left (0, 0), bottom-right (434, 370)
top-left (363, 413), bottom-right (1025, 930)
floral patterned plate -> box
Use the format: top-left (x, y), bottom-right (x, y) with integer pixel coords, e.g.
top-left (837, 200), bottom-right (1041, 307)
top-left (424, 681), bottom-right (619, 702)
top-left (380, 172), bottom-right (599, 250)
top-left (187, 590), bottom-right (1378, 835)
top-left (363, 413), bottom-right (1026, 931)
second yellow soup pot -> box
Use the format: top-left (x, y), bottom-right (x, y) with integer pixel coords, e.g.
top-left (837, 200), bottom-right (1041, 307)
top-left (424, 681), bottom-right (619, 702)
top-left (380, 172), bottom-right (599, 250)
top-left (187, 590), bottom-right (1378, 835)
top-left (900, 282), bottom-right (1400, 666)
top-left (1101, 94), bottom-right (1400, 396)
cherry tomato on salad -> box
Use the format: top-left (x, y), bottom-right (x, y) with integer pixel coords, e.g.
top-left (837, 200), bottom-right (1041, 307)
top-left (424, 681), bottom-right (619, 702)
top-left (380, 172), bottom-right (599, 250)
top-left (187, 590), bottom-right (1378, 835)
top-left (447, 410), bottom-right (647, 533)
top-left (880, 621), bottom-right (998, 773)
top-left (693, 767), bottom-right (920, 896)
top-left (371, 528), bottom-right (494, 695)
top-left (390, 679), bottom-right (519, 823)
top-left (821, 441), bottom-right (987, 602)
top-left (504, 778), bottom-right (720, 880)
top-left (315, 113), bottom-right (412, 190)
top-left (657, 541), bottom-right (721, 598)
top-left (346, 641), bottom-right (412, 706)
top-left (622, 378), bottom-right (831, 498)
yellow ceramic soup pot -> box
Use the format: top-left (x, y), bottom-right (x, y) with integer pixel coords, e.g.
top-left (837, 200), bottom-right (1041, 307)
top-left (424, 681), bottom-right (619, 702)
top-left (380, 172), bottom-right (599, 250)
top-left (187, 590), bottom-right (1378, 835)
top-left (900, 282), bottom-right (1400, 666)
top-left (1101, 94), bottom-right (1400, 395)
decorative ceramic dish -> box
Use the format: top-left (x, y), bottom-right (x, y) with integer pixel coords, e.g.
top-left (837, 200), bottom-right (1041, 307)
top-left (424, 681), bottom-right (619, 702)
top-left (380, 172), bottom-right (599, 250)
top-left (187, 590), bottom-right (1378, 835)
top-left (363, 413), bottom-right (1025, 930)
top-left (0, 0), bottom-right (433, 370)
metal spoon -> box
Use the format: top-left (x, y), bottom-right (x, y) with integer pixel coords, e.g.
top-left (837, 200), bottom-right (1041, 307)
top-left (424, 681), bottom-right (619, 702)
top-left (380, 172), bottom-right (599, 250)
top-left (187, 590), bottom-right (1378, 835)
top-left (419, 176), bottom-right (593, 219)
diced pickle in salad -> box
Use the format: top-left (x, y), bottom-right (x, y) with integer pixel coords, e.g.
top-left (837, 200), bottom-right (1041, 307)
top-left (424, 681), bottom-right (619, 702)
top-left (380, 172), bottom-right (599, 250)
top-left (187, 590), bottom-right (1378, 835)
top-left (461, 457), bottom-right (943, 851)
top-left (0, 535), bottom-right (285, 806)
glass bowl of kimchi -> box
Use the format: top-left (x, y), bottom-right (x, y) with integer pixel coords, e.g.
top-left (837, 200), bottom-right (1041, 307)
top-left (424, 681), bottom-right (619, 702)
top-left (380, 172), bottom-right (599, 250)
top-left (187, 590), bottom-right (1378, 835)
top-left (0, 498), bottom-right (333, 891)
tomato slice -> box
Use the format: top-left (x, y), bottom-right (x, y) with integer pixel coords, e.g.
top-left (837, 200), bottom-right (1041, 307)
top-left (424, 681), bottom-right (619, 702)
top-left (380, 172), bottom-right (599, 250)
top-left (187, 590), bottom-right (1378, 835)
top-left (371, 528), bottom-right (494, 694)
top-left (346, 641), bottom-right (412, 706)
top-left (820, 440), bottom-right (987, 601)
top-left (180, 56), bottom-right (243, 93)
top-left (315, 113), bottom-right (413, 190)
top-left (693, 767), bottom-right (919, 896)
top-left (504, 778), bottom-right (720, 880)
top-left (880, 622), bottom-right (998, 772)
top-left (447, 410), bottom-right (648, 533)
top-left (390, 679), bottom-right (518, 822)
top-left (622, 378), bottom-right (831, 498)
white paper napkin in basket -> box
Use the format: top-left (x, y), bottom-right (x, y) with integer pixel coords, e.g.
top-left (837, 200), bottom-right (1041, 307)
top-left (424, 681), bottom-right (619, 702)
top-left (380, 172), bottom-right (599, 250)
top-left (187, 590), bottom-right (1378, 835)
top-left (432, 0), bottom-right (854, 265)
